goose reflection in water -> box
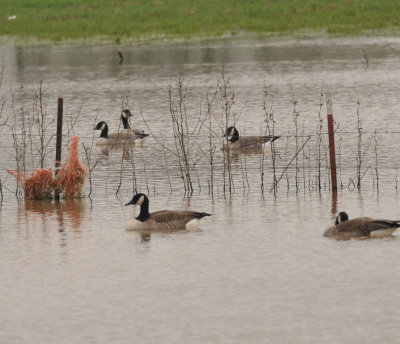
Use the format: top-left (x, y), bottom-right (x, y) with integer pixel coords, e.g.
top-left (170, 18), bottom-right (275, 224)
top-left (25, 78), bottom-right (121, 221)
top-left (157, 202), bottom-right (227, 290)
top-left (226, 147), bottom-right (271, 164)
top-left (127, 228), bottom-right (200, 244)
top-left (96, 143), bottom-right (142, 160)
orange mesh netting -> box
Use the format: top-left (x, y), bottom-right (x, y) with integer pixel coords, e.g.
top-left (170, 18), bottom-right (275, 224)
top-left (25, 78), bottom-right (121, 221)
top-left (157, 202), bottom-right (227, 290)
top-left (54, 136), bottom-right (87, 199)
top-left (7, 169), bottom-right (53, 199)
top-left (7, 136), bottom-right (87, 200)
top-left (6, 169), bottom-right (27, 183)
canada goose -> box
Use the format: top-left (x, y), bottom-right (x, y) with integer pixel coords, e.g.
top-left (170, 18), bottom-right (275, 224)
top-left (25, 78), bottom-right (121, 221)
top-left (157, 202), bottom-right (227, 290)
top-left (324, 211), bottom-right (400, 238)
top-left (94, 121), bottom-right (147, 145)
top-left (223, 126), bottom-right (280, 151)
top-left (125, 193), bottom-right (211, 231)
top-left (121, 109), bottom-right (149, 138)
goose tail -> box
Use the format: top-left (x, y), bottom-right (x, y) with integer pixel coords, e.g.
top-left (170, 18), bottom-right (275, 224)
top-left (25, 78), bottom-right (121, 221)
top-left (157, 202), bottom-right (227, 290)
top-left (371, 219), bottom-right (400, 230)
top-left (383, 220), bottom-right (400, 227)
top-left (186, 213), bottom-right (211, 230)
top-left (262, 135), bottom-right (280, 143)
top-left (194, 212), bottom-right (212, 219)
top-left (137, 133), bottom-right (149, 139)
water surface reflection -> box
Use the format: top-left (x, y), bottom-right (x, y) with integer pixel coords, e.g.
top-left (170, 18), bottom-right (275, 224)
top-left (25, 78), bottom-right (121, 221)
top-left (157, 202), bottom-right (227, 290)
top-left (23, 199), bottom-right (86, 231)
top-left (2, 37), bottom-right (400, 344)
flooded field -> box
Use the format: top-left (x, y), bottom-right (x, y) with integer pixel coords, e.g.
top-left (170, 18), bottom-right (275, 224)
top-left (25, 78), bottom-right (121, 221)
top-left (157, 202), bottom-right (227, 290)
top-left (1, 37), bottom-right (400, 343)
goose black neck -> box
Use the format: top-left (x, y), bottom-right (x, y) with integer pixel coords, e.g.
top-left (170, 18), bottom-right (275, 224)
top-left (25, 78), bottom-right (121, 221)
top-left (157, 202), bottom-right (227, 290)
top-left (229, 132), bottom-right (239, 143)
top-left (100, 125), bottom-right (108, 138)
top-left (121, 116), bottom-right (130, 129)
top-left (136, 197), bottom-right (150, 222)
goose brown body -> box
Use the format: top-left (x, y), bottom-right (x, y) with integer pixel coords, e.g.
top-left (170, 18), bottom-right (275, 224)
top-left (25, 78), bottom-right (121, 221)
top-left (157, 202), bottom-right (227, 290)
top-left (324, 212), bottom-right (400, 238)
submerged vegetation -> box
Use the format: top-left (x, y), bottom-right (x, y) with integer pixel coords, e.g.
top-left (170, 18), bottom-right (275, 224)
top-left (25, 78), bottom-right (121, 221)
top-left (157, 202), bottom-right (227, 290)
top-left (0, 0), bottom-right (400, 41)
top-left (0, 68), bottom-right (391, 200)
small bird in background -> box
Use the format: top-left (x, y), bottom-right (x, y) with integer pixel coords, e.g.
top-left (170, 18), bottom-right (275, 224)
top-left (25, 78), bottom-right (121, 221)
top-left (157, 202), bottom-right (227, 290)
top-left (118, 51), bottom-right (124, 65)
top-left (362, 49), bottom-right (369, 68)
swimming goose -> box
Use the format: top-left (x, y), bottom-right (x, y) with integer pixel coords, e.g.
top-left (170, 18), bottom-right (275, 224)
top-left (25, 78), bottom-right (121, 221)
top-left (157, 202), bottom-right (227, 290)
top-left (121, 109), bottom-right (149, 138)
top-left (125, 193), bottom-right (211, 231)
top-left (223, 126), bottom-right (280, 151)
top-left (324, 211), bottom-right (400, 238)
top-left (94, 121), bottom-right (147, 145)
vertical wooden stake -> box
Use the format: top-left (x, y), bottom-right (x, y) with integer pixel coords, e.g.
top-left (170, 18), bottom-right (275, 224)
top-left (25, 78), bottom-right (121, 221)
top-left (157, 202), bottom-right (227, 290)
top-left (55, 98), bottom-right (63, 199)
top-left (331, 188), bottom-right (337, 215)
top-left (326, 93), bottom-right (337, 192)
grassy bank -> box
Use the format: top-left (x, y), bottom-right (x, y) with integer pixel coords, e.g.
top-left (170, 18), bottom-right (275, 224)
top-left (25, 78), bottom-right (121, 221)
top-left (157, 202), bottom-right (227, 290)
top-left (1, 0), bottom-right (400, 42)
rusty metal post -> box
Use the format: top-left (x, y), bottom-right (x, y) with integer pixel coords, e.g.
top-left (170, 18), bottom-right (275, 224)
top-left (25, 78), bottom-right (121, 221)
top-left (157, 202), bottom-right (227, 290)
top-left (54, 98), bottom-right (63, 199)
top-left (326, 93), bottom-right (337, 192)
top-left (331, 188), bottom-right (337, 215)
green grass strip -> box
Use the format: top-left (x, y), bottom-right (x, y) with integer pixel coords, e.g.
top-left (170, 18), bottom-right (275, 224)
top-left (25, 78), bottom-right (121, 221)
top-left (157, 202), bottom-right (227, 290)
top-left (1, 0), bottom-right (400, 41)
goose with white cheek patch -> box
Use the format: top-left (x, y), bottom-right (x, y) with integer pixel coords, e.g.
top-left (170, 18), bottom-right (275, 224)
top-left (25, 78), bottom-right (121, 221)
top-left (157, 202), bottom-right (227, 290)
top-left (324, 211), bottom-right (400, 238)
top-left (94, 121), bottom-right (147, 145)
top-left (223, 126), bottom-right (280, 151)
top-left (125, 193), bottom-right (212, 231)
top-left (121, 109), bottom-right (149, 138)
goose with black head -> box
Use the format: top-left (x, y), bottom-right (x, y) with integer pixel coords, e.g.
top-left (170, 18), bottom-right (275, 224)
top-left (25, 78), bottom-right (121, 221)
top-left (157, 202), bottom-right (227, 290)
top-left (120, 109), bottom-right (149, 138)
top-left (324, 211), bottom-right (400, 238)
top-left (223, 126), bottom-right (280, 151)
top-left (125, 193), bottom-right (211, 231)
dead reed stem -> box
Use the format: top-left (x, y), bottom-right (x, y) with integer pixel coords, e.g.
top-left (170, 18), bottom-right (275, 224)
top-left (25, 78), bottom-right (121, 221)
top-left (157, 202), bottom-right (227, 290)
top-left (301, 120), bottom-right (307, 191)
top-left (81, 109), bottom-right (108, 198)
top-left (374, 130), bottom-right (379, 190)
top-left (356, 100), bottom-right (362, 189)
top-left (337, 131), bottom-right (343, 189)
top-left (169, 76), bottom-right (192, 193)
top-left (271, 136), bottom-right (311, 192)
top-left (262, 86), bottom-right (278, 193)
top-left (161, 136), bottom-right (173, 193)
top-left (219, 68), bottom-right (235, 195)
top-left (284, 129), bottom-right (290, 190)
top-left (291, 92), bottom-right (299, 191)
top-left (206, 87), bottom-right (218, 196)
top-left (316, 87), bottom-right (324, 190)
top-left (30, 81), bottom-right (57, 169)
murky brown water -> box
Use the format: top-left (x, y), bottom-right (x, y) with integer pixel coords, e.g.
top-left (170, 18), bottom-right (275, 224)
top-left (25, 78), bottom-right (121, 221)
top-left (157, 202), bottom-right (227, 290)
top-left (1, 37), bottom-right (400, 343)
